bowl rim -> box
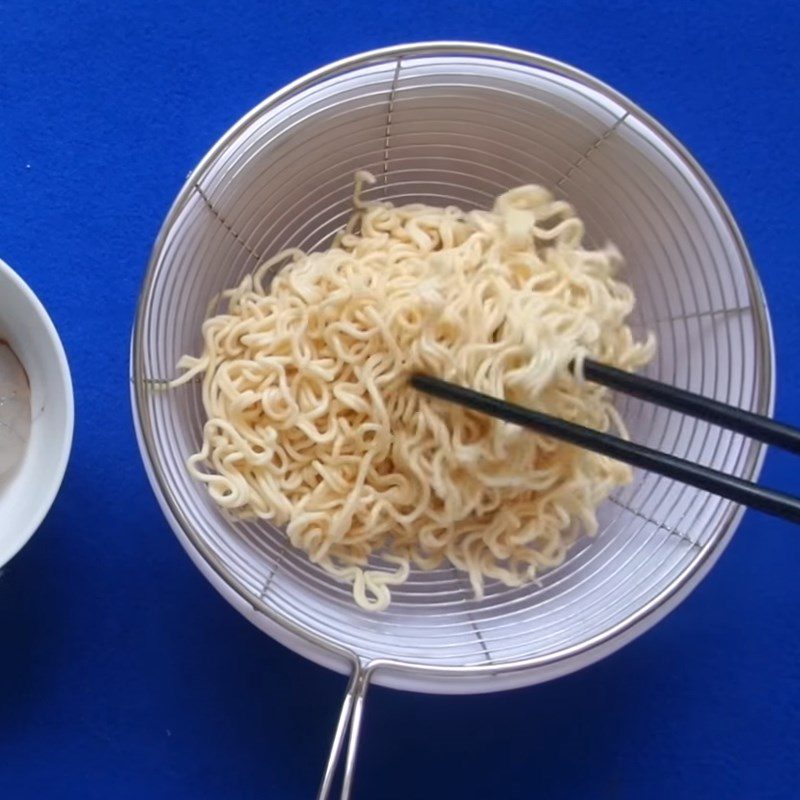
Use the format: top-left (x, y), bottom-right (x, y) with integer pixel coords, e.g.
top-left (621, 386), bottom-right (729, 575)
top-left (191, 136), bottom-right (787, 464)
top-left (0, 257), bottom-right (74, 569)
top-left (130, 41), bottom-right (775, 692)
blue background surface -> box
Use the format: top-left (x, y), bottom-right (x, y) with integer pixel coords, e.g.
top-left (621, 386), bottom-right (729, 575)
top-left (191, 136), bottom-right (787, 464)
top-left (2, 1), bottom-right (799, 798)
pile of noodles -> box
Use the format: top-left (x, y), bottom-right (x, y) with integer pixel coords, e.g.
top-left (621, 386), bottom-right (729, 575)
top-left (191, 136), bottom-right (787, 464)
top-left (172, 173), bottom-right (654, 610)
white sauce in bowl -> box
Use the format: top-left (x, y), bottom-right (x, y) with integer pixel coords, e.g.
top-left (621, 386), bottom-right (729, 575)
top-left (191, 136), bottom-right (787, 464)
top-left (0, 340), bottom-right (31, 479)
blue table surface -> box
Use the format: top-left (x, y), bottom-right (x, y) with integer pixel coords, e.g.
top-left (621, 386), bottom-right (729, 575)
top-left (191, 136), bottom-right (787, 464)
top-left (2, 2), bottom-right (800, 798)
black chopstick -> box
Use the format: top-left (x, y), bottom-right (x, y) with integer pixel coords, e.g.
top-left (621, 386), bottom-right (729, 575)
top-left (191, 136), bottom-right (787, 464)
top-left (581, 357), bottom-right (800, 454)
top-left (410, 373), bottom-right (800, 525)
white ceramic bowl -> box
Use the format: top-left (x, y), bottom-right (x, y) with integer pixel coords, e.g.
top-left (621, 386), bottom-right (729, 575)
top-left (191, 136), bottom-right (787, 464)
top-left (0, 257), bottom-right (73, 568)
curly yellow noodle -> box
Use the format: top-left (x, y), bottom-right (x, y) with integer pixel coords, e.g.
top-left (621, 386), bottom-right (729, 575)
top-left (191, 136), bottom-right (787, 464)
top-left (172, 172), bottom-right (654, 610)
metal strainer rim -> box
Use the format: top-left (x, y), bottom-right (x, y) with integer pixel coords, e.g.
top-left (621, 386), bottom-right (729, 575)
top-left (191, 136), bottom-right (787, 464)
top-left (130, 40), bottom-right (774, 685)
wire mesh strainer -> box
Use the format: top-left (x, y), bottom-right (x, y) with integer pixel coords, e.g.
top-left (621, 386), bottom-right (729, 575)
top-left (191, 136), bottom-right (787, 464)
top-left (130, 42), bottom-right (773, 798)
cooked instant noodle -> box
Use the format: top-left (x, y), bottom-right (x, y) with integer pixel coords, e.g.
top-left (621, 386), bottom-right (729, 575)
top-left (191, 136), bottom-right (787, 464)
top-left (172, 172), bottom-right (655, 610)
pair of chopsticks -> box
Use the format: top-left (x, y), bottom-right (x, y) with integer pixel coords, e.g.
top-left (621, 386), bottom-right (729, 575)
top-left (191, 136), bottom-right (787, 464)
top-left (411, 359), bottom-right (800, 524)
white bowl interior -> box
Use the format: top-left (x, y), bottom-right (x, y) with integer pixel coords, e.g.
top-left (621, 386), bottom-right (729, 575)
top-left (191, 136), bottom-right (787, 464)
top-left (133, 48), bottom-right (772, 693)
top-left (0, 259), bottom-right (73, 568)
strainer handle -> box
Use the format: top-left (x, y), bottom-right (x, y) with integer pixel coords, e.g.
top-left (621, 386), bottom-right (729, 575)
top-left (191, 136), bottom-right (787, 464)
top-left (317, 665), bottom-right (371, 800)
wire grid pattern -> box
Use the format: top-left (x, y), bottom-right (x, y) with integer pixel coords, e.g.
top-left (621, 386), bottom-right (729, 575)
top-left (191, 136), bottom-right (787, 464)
top-left (132, 45), bottom-right (772, 689)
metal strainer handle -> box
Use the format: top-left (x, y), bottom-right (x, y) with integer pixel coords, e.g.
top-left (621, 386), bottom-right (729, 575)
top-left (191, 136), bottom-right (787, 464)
top-left (317, 666), bottom-right (371, 800)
